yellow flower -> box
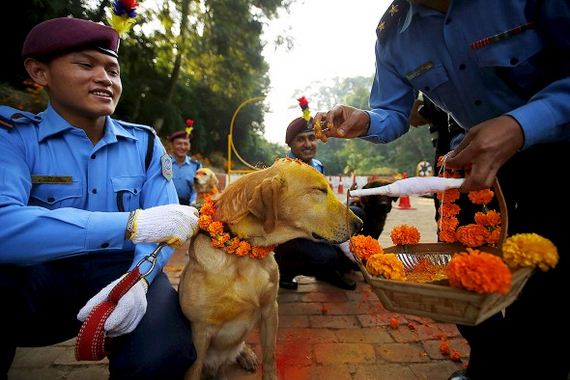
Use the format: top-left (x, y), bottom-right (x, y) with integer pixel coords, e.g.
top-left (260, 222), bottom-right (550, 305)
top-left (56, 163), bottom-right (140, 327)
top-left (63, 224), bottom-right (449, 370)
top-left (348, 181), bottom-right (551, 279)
top-left (502, 233), bottom-right (558, 271)
top-left (365, 253), bottom-right (406, 281)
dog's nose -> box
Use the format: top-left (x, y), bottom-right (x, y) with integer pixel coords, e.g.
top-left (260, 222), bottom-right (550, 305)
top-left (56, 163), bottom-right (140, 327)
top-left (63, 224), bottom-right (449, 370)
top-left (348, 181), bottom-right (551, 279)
top-left (351, 217), bottom-right (363, 234)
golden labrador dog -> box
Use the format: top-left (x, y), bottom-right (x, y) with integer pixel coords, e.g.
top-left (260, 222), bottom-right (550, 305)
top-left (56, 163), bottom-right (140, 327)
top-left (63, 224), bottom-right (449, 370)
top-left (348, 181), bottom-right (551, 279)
top-left (193, 167), bottom-right (220, 209)
top-left (179, 158), bottom-right (362, 380)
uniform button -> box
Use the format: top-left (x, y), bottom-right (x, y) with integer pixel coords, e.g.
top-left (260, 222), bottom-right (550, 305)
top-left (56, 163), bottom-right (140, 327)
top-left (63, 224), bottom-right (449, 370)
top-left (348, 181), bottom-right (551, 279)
top-left (474, 99), bottom-right (482, 106)
top-left (424, 86), bottom-right (431, 92)
top-left (101, 242), bottom-right (110, 248)
top-left (92, 188), bottom-right (97, 194)
top-left (133, 189), bottom-right (138, 194)
top-left (459, 63), bottom-right (466, 70)
top-left (510, 57), bottom-right (519, 65)
top-left (47, 196), bottom-right (55, 203)
top-left (445, 18), bottom-right (452, 24)
top-left (91, 154), bottom-right (96, 159)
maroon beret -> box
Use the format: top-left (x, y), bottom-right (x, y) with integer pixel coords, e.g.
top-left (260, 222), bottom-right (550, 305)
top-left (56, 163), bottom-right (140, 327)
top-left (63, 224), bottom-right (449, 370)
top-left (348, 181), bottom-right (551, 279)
top-left (22, 17), bottom-right (120, 59)
top-left (285, 117), bottom-right (314, 145)
top-left (168, 131), bottom-right (190, 142)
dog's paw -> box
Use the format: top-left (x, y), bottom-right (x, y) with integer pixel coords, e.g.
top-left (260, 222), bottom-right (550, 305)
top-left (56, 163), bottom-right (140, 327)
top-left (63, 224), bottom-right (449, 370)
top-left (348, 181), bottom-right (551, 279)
top-left (236, 344), bottom-right (258, 372)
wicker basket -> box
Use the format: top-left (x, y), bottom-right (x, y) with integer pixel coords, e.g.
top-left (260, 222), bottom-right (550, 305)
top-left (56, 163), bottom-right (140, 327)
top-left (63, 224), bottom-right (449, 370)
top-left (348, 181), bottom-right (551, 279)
top-left (354, 180), bottom-right (534, 326)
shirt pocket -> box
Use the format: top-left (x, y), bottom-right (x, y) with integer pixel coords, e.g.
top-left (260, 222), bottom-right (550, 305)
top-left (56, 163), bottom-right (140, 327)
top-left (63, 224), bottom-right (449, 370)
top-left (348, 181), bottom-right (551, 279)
top-left (408, 64), bottom-right (451, 105)
top-left (475, 29), bottom-right (546, 99)
top-left (111, 176), bottom-right (144, 212)
top-left (29, 182), bottom-right (83, 209)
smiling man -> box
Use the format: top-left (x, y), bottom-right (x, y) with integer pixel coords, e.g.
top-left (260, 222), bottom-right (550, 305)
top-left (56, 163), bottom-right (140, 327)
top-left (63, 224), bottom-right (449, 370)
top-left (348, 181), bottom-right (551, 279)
top-left (0, 17), bottom-right (199, 379)
top-left (274, 116), bottom-right (359, 291)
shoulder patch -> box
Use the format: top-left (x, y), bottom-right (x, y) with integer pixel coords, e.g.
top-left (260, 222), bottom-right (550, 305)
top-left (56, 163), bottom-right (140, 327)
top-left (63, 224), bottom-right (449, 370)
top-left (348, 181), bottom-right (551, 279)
top-left (161, 153), bottom-right (173, 181)
top-left (376, 0), bottom-right (409, 44)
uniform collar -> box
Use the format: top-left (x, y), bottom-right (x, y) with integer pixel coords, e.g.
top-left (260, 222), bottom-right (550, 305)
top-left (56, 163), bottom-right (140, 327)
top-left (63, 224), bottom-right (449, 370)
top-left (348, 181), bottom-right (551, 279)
top-left (171, 154), bottom-right (191, 166)
top-left (38, 103), bottom-right (137, 143)
top-left (401, 1), bottom-right (449, 33)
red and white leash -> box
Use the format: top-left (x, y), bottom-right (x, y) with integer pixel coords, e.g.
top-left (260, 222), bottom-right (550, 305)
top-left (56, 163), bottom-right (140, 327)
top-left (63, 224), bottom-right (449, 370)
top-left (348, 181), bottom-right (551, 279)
top-left (75, 243), bottom-right (166, 361)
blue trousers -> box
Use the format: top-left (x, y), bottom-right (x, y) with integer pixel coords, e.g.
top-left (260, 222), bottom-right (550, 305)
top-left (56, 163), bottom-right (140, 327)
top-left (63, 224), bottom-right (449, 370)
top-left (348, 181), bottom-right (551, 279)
top-left (0, 251), bottom-right (196, 380)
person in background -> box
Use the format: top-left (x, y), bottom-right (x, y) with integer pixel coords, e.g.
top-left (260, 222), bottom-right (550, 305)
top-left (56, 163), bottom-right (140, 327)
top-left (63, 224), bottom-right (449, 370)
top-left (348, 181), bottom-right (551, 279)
top-left (0, 17), bottom-right (199, 380)
top-left (273, 115), bottom-right (361, 291)
top-left (314, 1), bottom-right (570, 379)
top-left (168, 122), bottom-right (202, 206)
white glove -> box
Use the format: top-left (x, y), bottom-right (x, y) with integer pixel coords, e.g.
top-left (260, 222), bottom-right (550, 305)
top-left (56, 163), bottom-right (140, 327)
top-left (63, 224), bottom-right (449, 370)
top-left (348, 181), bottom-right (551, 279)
top-left (77, 277), bottom-right (148, 338)
top-left (127, 204), bottom-right (199, 247)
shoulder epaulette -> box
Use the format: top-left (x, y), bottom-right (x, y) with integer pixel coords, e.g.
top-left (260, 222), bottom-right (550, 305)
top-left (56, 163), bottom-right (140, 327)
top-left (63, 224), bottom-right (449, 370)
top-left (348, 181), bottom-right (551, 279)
top-left (0, 106), bottom-right (42, 130)
top-left (376, 0), bottom-right (409, 44)
top-left (115, 119), bottom-right (157, 135)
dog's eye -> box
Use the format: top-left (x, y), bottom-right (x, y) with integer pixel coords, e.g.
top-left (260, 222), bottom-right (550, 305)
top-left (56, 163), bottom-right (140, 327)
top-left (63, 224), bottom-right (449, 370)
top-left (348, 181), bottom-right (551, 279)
top-left (312, 187), bottom-right (328, 194)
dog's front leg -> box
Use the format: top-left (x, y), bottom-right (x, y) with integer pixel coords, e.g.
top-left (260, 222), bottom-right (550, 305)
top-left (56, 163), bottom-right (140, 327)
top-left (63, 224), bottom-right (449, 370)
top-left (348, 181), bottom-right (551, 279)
top-left (259, 300), bottom-right (278, 380)
top-left (185, 324), bottom-right (210, 380)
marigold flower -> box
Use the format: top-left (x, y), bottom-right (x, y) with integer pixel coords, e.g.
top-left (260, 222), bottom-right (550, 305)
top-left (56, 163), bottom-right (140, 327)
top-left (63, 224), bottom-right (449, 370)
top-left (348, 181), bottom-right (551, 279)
top-left (446, 249), bottom-right (512, 294)
top-left (436, 188), bottom-right (460, 203)
top-left (235, 241), bottom-right (251, 257)
top-left (390, 225), bottom-right (421, 246)
top-left (450, 351), bottom-right (462, 362)
top-left (439, 339), bottom-right (450, 356)
top-left (502, 233), bottom-right (558, 271)
top-left (456, 224), bottom-right (490, 247)
top-left (349, 235), bottom-right (383, 261)
top-left (207, 221), bottom-right (224, 236)
top-left (439, 203), bottom-right (461, 217)
top-left (225, 237), bottom-right (241, 253)
top-left (468, 189), bottom-right (494, 205)
top-left (201, 198), bottom-right (216, 216)
top-left (198, 215), bottom-right (213, 230)
top-left (389, 316), bottom-right (399, 329)
top-left (474, 210), bottom-right (501, 227)
top-left (439, 230), bottom-right (457, 243)
top-left (251, 245), bottom-right (276, 259)
top-left (487, 228), bottom-right (501, 245)
top-left (365, 253), bottom-right (406, 280)
top-left (440, 216), bottom-right (459, 232)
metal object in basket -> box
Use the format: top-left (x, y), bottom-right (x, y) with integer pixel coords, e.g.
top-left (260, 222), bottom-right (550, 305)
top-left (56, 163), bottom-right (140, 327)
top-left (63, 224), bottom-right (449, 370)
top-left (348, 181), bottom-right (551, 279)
top-left (350, 178), bottom-right (533, 326)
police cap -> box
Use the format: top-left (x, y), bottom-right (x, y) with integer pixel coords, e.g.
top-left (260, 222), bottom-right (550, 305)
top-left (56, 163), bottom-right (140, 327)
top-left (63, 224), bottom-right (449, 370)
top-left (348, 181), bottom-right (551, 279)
top-left (22, 17), bottom-right (120, 60)
top-left (285, 117), bottom-right (314, 145)
top-left (168, 131), bottom-right (190, 142)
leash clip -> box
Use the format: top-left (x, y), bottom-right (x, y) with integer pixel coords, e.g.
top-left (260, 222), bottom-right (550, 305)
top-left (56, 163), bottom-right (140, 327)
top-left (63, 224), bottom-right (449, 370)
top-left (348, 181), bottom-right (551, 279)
top-left (136, 242), bottom-right (167, 277)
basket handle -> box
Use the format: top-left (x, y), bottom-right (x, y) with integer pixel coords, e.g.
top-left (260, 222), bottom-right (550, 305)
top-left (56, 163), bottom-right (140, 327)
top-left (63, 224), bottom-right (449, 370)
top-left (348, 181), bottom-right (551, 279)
top-left (492, 178), bottom-right (508, 250)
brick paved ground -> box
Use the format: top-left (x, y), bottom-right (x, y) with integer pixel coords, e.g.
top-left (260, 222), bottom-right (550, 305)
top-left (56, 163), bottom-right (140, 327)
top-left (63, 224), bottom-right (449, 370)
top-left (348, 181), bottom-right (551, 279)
top-left (9, 196), bottom-right (468, 380)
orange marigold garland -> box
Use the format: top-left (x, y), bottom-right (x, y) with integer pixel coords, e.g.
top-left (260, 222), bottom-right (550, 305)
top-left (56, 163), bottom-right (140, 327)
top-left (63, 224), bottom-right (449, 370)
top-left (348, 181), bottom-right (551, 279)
top-left (446, 248), bottom-right (512, 294)
top-left (198, 197), bottom-right (276, 259)
top-left (456, 224), bottom-right (490, 248)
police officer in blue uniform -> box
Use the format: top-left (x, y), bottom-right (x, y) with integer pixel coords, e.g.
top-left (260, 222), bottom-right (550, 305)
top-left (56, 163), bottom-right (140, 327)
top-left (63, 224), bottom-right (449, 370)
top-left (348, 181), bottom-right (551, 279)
top-left (168, 130), bottom-right (203, 206)
top-left (0, 17), bottom-right (200, 379)
top-left (315, 1), bottom-right (570, 379)
top-left (274, 117), bottom-right (359, 291)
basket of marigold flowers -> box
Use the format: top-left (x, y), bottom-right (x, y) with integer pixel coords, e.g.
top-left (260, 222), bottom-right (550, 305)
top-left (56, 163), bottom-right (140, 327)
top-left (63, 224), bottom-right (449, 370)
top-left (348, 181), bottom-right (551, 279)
top-left (348, 176), bottom-right (557, 326)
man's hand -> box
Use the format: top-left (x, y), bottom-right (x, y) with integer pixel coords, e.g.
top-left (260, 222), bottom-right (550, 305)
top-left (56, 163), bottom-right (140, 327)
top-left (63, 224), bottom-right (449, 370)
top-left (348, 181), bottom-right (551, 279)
top-left (77, 277), bottom-right (148, 338)
top-left (445, 115), bottom-right (524, 191)
top-left (126, 204), bottom-right (199, 247)
top-left (409, 99), bottom-right (429, 127)
top-left (313, 105), bottom-right (370, 142)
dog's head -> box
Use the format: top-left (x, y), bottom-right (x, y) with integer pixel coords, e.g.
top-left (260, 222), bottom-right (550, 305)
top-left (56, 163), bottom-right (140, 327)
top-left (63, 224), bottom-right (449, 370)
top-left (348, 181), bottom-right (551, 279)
top-left (194, 167), bottom-right (219, 193)
top-left (213, 158), bottom-right (363, 247)
top-left (354, 180), bottom-right (398, 239)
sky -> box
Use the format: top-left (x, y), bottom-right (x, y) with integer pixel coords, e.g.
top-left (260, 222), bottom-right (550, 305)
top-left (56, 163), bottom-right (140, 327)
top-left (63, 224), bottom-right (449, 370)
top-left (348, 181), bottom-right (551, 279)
top-left (260, 0), bottom-right (392, 145)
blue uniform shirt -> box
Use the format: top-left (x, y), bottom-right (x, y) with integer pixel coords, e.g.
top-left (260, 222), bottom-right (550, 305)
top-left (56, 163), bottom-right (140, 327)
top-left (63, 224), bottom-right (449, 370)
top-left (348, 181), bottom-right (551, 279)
top-left (171, 156), bottom-right (202, 205)
top-left (365, 0), bottom-right (570, 150)
top-left (0, 103), bottom-right (179, 283)
top-left (287, 151), bottom-right (324, 174)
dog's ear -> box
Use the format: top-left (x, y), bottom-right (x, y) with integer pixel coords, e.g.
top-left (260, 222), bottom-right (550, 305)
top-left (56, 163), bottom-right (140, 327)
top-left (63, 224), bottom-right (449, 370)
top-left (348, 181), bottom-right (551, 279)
top-left (210, 173), bottom-right (219, 187)
top-left (247, 175), bottom-right (283, 233)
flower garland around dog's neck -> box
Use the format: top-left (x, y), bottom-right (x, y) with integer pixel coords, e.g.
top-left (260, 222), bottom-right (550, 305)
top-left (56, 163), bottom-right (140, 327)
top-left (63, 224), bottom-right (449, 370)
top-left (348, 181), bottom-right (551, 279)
top-left (198, 197), bottom-right (276, 259)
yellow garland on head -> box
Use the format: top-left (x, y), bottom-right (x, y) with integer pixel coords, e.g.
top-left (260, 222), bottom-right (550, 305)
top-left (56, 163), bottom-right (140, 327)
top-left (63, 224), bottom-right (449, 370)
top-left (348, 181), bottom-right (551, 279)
top-left (198, 197), bottom-right (276, 259)
top-left (502, 233), bottom-right (559, 271)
